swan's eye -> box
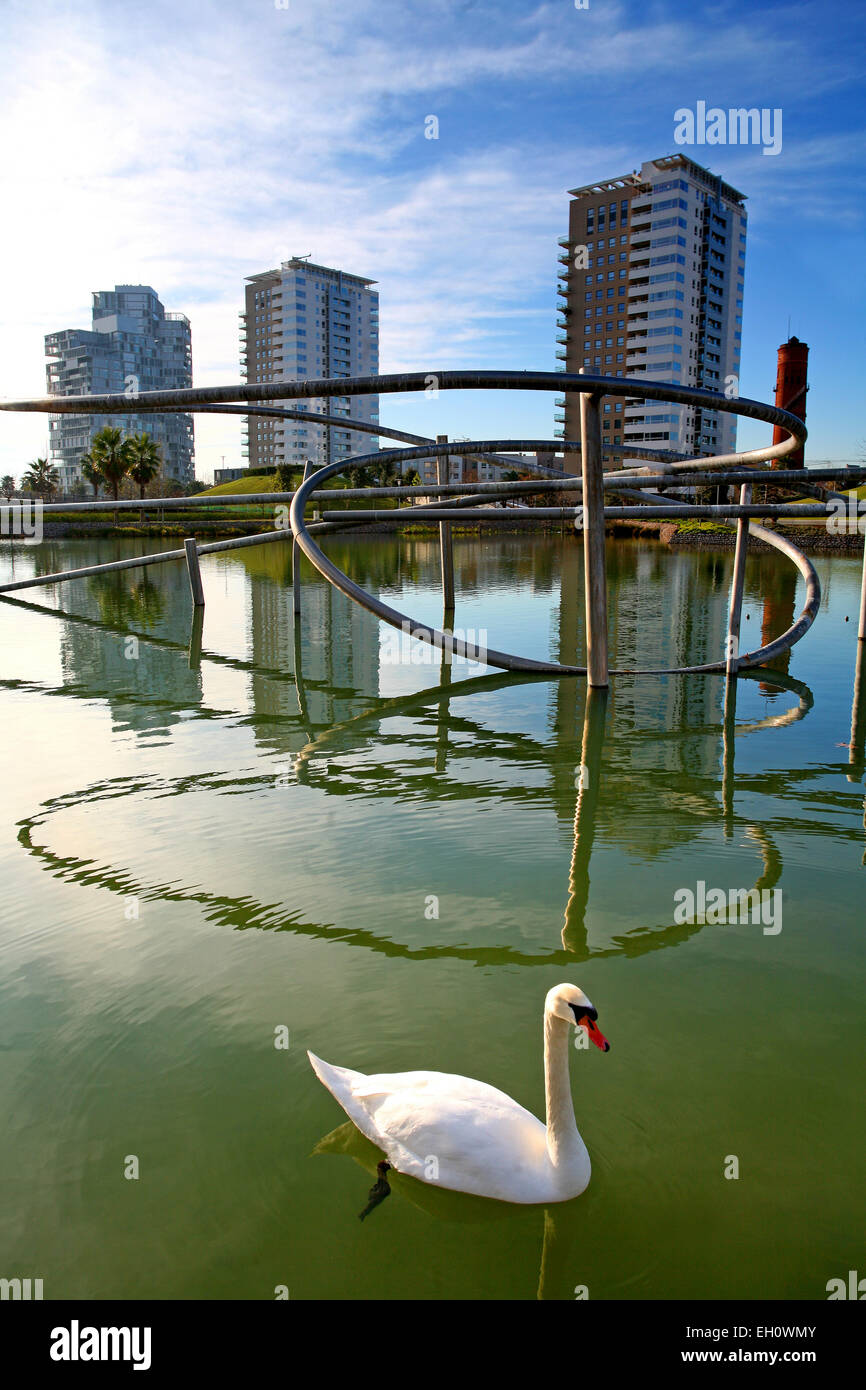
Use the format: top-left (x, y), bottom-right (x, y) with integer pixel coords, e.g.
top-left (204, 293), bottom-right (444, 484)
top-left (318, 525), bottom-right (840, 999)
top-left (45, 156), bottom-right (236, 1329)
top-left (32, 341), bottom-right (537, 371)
top-left (570, 1003), bottom-right (597, 1023)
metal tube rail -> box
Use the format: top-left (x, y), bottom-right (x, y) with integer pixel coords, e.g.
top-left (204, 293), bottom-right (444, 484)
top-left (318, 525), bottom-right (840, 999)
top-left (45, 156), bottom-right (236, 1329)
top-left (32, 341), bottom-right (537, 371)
top-left (9, 465), bottom-right (862, 517)
top-left (313, 503), bottom-right (851, 523)
top-left (0, 369), bottom-right (809, 441)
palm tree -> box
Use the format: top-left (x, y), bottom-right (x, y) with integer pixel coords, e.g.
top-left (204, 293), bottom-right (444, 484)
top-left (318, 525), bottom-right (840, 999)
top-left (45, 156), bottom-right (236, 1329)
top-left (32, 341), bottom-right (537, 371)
top-left (126, 433), bottom-right (162, 499)
top-left (79, 452), bottom-right (103, 499)
top-left (376, 458), bottom-right (401, 488)
top-left (346, 463), bottom-right (377, 490)
top-left (1, 475), bottom-right (15, 500)
top-left (21, 457), bottom-right (59, 498)
top-left (90, 427), bottom-right (132, 502)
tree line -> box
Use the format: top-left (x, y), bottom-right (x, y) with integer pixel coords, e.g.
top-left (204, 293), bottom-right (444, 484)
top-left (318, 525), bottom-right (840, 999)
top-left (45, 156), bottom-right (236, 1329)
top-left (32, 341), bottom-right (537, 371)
top-left (3, 427), bottom-right (164, 501)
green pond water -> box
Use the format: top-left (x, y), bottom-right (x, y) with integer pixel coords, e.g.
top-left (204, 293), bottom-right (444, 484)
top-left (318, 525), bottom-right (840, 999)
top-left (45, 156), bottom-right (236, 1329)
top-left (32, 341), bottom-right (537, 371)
top-left (0, 532), bottom-right (863, 1300)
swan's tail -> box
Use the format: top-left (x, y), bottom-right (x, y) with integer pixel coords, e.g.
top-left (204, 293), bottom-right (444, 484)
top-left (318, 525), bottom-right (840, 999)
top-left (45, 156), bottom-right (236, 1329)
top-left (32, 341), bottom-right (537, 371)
top-left (307, 1050), bottom-right (365, 1098)
top-left (307, 1050), bottom-right (389, 1155)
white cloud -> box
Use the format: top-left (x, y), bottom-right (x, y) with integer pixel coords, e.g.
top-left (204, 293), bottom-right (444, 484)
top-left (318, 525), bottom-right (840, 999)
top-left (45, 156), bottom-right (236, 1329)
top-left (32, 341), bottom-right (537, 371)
top-left (0, 0), bottom-right (860, 477)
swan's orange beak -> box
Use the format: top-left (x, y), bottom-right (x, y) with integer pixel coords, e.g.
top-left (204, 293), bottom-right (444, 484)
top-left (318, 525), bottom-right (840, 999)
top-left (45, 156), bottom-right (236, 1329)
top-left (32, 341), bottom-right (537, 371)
top-left (580, 1015), bottom-right (610, 1052)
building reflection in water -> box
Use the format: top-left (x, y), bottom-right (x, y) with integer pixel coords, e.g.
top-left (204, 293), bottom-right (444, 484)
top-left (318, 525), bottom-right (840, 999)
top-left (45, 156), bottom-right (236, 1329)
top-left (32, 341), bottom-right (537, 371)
top-left (58, 562), bottom-right (204, 736)
top-left (247, 543), bottom-right (380, 750)
top-left (13, 531), bottom-right (858, 967)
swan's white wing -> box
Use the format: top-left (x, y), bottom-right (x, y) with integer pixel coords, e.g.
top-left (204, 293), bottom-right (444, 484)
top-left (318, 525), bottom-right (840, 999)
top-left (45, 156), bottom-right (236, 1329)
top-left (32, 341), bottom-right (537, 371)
top-left (308, 1052), bottom-right (556, 1204)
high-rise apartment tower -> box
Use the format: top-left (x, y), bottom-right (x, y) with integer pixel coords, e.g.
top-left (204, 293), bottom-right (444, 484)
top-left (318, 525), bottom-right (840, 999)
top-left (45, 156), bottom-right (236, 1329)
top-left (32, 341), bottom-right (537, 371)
top-left (45, 285), bottom-right (193, 489)
top-left (240, 258), bottom-right (379, 470)
top-left (557, 154), bottom-right (746, 468)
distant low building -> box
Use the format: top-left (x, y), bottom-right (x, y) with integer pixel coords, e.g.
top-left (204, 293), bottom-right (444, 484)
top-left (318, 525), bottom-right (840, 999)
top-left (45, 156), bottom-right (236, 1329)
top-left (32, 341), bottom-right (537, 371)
top-left (412, 450), bottom-right (555, 486)
top-left (45, 285), bottom-right (194, 490)
top-left (213, 467), bottom-right (248, 485)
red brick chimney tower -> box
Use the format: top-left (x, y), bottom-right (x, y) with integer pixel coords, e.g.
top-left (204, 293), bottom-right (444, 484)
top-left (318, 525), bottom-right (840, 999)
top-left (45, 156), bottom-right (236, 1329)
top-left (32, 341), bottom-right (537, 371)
top-left (772, 336), bottom-right (808, 468)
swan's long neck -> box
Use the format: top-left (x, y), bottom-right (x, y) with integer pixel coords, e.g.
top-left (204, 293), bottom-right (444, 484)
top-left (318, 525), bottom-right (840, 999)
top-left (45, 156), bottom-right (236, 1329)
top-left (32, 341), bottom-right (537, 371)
top-left (543, 1010), bottom-right (581, 1168)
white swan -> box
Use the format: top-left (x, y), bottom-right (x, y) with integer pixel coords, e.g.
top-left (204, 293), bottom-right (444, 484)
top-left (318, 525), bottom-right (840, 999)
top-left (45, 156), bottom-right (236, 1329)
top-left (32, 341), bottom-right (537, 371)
top-left (307, 983), bottom-right (610, 1205)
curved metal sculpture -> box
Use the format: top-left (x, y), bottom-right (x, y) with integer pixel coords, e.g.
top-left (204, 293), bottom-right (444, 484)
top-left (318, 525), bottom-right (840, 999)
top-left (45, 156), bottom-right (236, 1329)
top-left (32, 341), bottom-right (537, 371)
top-left (288, 437), bottom-right (820, 677)
top-left (1, 367), bottom-right (853, 682)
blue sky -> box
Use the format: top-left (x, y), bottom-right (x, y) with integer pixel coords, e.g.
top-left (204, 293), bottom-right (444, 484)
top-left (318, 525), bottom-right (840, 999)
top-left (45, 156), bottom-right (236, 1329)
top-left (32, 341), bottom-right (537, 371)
top-left (0, 0), bottom-right (863, 479)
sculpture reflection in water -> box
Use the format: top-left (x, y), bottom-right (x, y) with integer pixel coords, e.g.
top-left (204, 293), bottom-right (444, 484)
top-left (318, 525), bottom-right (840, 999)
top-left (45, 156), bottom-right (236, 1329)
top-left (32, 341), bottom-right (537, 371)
top-left (849, 640), bottom-right (866, 864)
top-left (9, 566), bottom-right (866, 1296)
top-left (8, 544), bottom-right (856, 973)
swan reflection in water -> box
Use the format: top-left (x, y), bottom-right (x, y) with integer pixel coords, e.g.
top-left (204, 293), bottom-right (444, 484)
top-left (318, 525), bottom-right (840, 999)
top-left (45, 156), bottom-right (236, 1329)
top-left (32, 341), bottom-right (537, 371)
top-left (358, 1161), bottom-right (392, 1222)
top-left (314, 1122), bottom-right (594, 1300)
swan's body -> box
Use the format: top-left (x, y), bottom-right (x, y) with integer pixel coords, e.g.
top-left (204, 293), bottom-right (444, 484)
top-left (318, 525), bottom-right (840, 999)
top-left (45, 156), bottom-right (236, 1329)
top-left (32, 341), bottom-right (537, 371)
top-left (308, 983), bottom-right (609, 1205)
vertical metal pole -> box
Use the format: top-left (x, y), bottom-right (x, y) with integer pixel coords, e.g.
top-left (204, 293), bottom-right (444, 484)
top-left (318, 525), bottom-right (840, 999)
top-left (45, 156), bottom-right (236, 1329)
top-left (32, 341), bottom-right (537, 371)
top-left (858, 532), bottom-right (866, 642)
top-left (848, 638), bottom-right (865, 784)
top-left (435, 646), bottom-right (453, 775)
top-left (578, 376), bottom-right (608, 687)
top-left (184, 537), bottom-right (205, 606)
top-left (722, 674), bottom-right (737, 838)
top-left (436, 435), bottom-right (455, 614)
top-left (293, 459), bottom-right (314, 617)
top-left (188, 605), bottom-right (204, 669)
top-left (726, 483), bottom-right (751, 676)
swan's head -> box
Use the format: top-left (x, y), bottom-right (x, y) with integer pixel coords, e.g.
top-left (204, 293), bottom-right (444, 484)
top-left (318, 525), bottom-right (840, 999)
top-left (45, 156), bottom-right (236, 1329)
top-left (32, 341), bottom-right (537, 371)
top-left (546, 983), bottom-right (610, 1052)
